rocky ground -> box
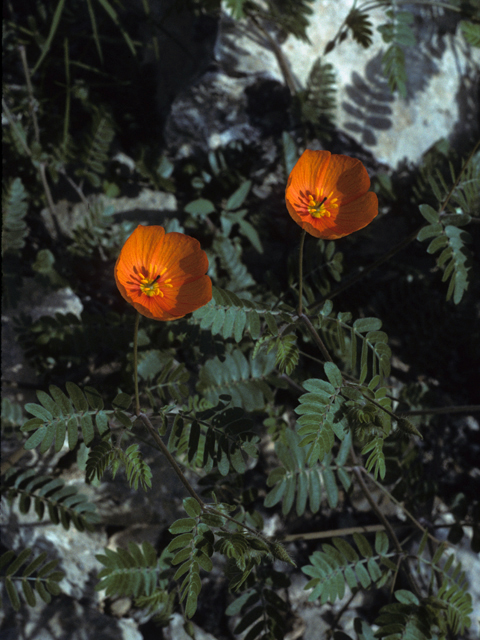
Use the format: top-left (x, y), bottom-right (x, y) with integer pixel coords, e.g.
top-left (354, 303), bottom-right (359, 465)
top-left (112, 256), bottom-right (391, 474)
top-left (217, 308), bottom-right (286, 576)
top-left (2, 1), bottom-right (479, 639)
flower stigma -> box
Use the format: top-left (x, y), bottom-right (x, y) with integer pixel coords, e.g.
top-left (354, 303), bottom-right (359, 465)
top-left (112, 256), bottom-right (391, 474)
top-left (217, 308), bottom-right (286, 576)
top-left (139, 264), bottom-right (169, 298)
top-left (307, 189), bottom-right (338, 219)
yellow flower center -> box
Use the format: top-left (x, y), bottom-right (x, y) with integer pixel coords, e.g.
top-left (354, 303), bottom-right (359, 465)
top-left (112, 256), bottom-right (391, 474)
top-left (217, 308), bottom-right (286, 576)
top-left (139, 264), bottom-right (173, 298)
top-left (307, 189), bottom-right (338, 219)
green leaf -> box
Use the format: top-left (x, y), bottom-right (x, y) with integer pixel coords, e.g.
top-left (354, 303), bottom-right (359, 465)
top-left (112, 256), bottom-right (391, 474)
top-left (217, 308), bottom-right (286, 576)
top-left (167, 533), bottom-right (194, 552)
top-left (283, 131), bottom-right (298, 175)
top-left (226, 589), bottom-right (255, 615)
top-left (324, 362), bottom-right (343, 387)
top-left (6, 549), bottom-right (32, 576)
top-left (2, 178), bottom-right (29, 255)
top-left (183, 497), bottom-right (202, 518)
top-left (32, 0), bottom-right (67, 73)
top-left (355, 562), bottom-right (371, 588)
top-left (417, 223), bottom-right (443, 242)
top-left (322, 467), bottom-right (338, 508)
top-left (66, 382), bottom-right (88, 411)
top-left (427, 235), bottom-right (448, 254)
top-left (24, 427), bottom-right (47, 450)
top-left (374, 531), bottom-right (389, 556)
top-left (225, 180), bottom-right (252, 211)
top-left (169, 518), bottom-right (196, 534)
top-left (264, 479), bottom-right (286, 508)
top-left (419, 203), bottom-right (440, 224)
top-left (459, 20), bottom-right (480, 47)
top-left (353, 533), bottom-right (372, 558)
top-left (353, 318), bottom-right (382, 333)
top-left (6, 576), bottom-right (21, 611)
top-left (296, 471), bottom-right (308, 516)
top-left (238, 219), bottom-right (263, 253)
top-left (184, 199), bottom-right (216, 216)
top-left (395, 589), bottom-right (419, 605)
top-left (84, 386), bottom-right (104, 410)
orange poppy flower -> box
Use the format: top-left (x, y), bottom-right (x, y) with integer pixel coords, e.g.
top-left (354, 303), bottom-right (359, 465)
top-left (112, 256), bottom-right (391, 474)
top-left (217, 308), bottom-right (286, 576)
top-left (285, 150), bottom-right (378, 239)
top-left (115, 225), bottom-right (212, 320)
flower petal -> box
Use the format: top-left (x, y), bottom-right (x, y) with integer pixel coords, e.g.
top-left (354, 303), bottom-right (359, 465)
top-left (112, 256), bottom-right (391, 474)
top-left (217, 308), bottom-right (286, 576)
top-left (116, 225), bottom-right (166, 280)
top-left (286, 149), bottom-right (331, 201)
top-left (154, 232), bottom-right (209, 285)
top-left (114, 225), bottom-right (212, 320)
top-left (285, 149), bottom-right (378, 239)
top-left (327, 191), bottom-right (378, 239)
top-left (147, 277), bottom-right (213, 320)
top-left (321, 154), bottom-right (371, 205)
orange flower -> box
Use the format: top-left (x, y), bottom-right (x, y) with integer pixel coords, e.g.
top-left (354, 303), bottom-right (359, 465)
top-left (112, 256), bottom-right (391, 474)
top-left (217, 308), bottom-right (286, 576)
top-left (115, 225), bottom-right (212, 320)
top-left (285, 150), bottom-right (378, 239)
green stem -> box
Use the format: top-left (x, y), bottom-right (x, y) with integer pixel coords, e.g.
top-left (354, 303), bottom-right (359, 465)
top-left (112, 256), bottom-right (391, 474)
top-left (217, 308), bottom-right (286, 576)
top-left (138, 413), bottom-right (273, 544)
top-left (298, 229), bottom-right (307, 316)
top-left (352, 466), bottom-right (403, 554)
top-left (139, 412), bottom-right (205, 507)
top-left (19, 45), bottom-right (40, 144)
top-left (133, 312), bottom-right (140, 416)
top-left (402, 404), bottom-right (480, 416)
top-left (364, 468), bottom-right (443, 545)
top-left (299, 313), bottom-right (333, 363)
top-left (2, 98), bottom-right (31, 157)
top-left (310, 138), bottom-right (480, 313)
top-left (311, 227), bottom-right (421, 311)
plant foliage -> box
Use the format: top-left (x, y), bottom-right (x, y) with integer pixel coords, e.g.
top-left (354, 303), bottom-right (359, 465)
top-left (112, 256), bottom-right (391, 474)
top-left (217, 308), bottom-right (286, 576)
top-left (2, 178), bottom-right (29, 256)
top-left (293, 364), bottom-right (347, 465)
top-left (95, 541), bottom-right (160, 598)
top-left (302, 531), bottom-right (393, 603)
top-left (86, 440), bottom-right (152, 491)
top-left (20, 383), bottom-right (127, 453)
top-left (226, 569), bottom-right (290, 640)
top-left (317, 304), bottom-right (392, 385)
top-left (265, 428), bottom-right (352, 515)
top-left (1, 467), bottom-right (99, 531)
top-left (0, 549), bottom-right (64, 611)
top-left (2, 0), bottom-right (479, 637)
top-left (194, 287), bottom-right (289, 343)
top-left (299, 56), bottom-right (337, 136)
top-left (76, 108), bottom-right (115, 188)
top-left (197, 349), bottom-right (276, 412)
top-left (378, 10), bottom-right (416, 97)
top-left (166, 399), bottom-right (260, 476)
top-left (417, 203), bottom-right (473, 304)
top-left (345, 8), bottom-right (374, 48)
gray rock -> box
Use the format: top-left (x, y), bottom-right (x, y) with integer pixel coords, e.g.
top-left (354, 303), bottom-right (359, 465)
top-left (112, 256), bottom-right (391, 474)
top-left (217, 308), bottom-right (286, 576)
top-left (40, 189), bottom-right (178, 242)
top-left (163, 613), bottom-right (220, 640)
top-left (165, 1), bottom-right (478, 167)
top-left (1, 281), bottom-right (83, 396)
top-left (1, 597), bottom-right (143, 640)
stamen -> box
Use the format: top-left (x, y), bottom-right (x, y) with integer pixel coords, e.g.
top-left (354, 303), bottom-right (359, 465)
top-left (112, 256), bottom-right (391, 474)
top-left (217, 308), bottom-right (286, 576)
top-left (306, 190), bottom-right (338, 219)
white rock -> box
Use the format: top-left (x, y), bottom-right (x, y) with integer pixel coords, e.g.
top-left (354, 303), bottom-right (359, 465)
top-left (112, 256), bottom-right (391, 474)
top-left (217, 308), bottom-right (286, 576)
top-left (167, 1), bottom-right (478, 168)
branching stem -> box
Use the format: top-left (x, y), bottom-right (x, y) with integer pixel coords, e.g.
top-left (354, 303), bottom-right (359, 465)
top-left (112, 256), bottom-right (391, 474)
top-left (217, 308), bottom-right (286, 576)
top-left (364, 468), bottom-right (443, 545)
top-left (311, 138), bottom-right (480, 311)
top-left (352, 465), bottom-right (403, 555)
top-left (403, 404), bottom-right (480, 416)
top-left (299, 313), bottom-right (333, 363)
top-left (297, 229), bottom-right (307, 316)
top-left (138, 412), bottom-right (205, 508)
top-left (19, 45), bottom-right (40, 144)
top-left (133, 312), bottom-right (141, 416)
top-left (138, 415), bottom-right (274, 544)
top-left (2, 98), bottom-right (31, 157)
